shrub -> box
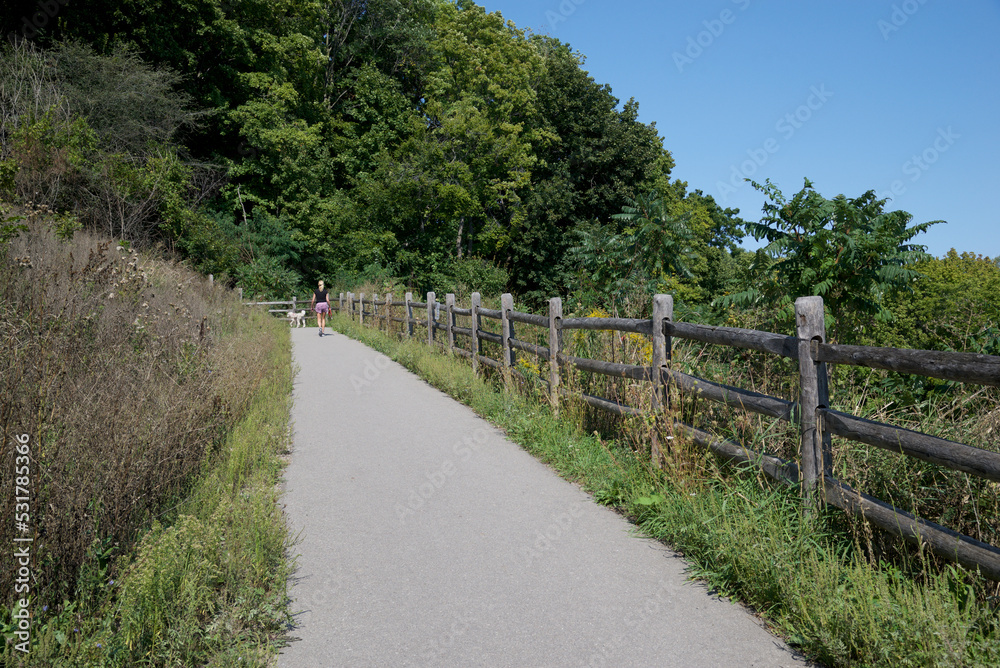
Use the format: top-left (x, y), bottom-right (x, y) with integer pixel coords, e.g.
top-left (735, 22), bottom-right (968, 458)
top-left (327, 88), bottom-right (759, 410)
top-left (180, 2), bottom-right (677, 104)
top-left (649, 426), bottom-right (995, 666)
top-left (0, 211), bottom-right (269, 613)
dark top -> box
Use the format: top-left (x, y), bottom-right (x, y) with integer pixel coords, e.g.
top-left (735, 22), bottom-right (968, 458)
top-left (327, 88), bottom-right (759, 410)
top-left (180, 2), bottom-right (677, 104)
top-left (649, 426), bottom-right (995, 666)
top-left (314, 289), bottom-right (329, 304)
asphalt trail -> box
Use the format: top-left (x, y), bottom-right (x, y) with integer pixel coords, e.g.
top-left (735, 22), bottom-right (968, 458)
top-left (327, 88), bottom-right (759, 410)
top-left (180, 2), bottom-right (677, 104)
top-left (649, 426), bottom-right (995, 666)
top-left (279, 327), bottom-right (806, 667)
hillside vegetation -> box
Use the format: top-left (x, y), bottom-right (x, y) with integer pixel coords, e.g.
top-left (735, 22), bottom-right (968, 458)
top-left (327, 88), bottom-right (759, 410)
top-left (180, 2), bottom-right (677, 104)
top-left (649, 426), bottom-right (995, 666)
top-left (3, 1), bottom-right (996, 340)
top-left (1, 0), bottom-right (748, 304)
top-left (1, 213), bottom-right (292, 665)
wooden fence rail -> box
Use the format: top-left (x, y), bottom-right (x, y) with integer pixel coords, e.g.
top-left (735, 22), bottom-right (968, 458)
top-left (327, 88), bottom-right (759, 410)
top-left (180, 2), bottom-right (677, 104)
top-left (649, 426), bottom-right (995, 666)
top-left (814, 343), bottom-right (1000, 387)
top-left (247, 289), bottom-right (1000, 580)
top-left (243, 297), bottom-right (316, 317)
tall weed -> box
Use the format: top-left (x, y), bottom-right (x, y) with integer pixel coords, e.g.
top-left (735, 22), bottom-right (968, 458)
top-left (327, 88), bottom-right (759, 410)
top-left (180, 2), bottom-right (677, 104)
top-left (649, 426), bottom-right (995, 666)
top-left (2, 209), bottom-right (292, 665)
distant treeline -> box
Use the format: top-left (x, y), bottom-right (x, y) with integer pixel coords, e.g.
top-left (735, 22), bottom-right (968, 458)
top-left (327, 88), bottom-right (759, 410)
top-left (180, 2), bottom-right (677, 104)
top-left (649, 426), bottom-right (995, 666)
top-left (0, 0), bottom-right (748, 301)
top-left (2, 0), bottom-right (998, 359)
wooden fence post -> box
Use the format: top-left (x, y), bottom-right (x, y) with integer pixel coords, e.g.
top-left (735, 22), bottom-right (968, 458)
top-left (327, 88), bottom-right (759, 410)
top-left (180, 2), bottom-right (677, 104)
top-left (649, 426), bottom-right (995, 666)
top-left (292, 296), bottom-right (296, 314)
top-left (339, 292), bottom-right (344, 314)
top-left (237, 287), bottom-right (243, 302)
top-left (446, 293), bottom-right (456, 353)
top-left (501, 293), bottom-right (515, 388)
top-left (651, 294), bottom-right (673, 467)
top-left (549, 297), bottom-right (562, 416)
top-left (372, 293), bottom-right (378, 330)
top-left (359, 293), bottom-right (365, 327)
top-left (386, 293), bottom-right (393, 336)
top-left (405, 292), bottom-right (414, 338)
top-left (470, 292), bottom-right (481, 374)
top-left (427, 291), bottom-right (436, 347)
top-left (796, 296), bottom-right (830, 512)
top-left (347, 292), bottom-right (353, 320)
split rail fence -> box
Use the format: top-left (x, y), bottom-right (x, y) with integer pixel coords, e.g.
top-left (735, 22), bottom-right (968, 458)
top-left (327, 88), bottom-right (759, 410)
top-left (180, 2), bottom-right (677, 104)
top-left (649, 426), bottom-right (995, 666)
top-left (258, 289), bottom-right (1000, 580)
top-left (242, 294), bottom-right (314, 318)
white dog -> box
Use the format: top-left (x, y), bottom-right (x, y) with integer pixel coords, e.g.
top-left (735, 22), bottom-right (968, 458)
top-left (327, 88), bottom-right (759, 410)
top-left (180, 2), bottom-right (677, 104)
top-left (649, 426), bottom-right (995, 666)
top-left (287, 310), bottom-right (306, 328)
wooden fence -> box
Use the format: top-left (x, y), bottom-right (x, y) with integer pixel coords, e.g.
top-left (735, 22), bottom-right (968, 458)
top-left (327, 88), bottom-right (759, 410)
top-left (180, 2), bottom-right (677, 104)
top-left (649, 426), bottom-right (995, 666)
top-left (243, 296), bottom-right (316, 319)
top-left (256, 289), bottom-right (1000, 581)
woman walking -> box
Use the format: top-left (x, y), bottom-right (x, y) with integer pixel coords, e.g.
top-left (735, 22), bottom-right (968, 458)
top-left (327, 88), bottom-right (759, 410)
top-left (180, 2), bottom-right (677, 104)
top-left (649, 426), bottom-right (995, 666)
top-left (311, 280), bottom-right (331, 336)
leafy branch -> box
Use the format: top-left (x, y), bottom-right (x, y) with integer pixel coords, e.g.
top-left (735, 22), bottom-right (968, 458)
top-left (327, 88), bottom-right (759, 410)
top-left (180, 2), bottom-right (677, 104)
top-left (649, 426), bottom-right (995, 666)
top-left (715, 178), bottom-right (941, 338)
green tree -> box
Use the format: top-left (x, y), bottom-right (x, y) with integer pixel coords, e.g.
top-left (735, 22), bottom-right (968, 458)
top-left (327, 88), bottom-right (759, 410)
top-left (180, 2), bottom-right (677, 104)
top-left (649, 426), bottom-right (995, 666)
top-left (653, 179), bottom-right (746, 305)
top-left (9, 0), bottom-right (749, 305)
top-left (509, 35), bottom-right (671, 303)
top-left (1, 41), bottom-right (209, 244)
top-left (47, 42), bottom-right (203, 155)
top-left (715, 178), bottom-right (940, 340)
top-left (570, 191), bottom-right (695, 310)
top-left (32, 0), bottom-right (328, 160)
top-left (612, 191), bottom-right (695, 280)
top-left (353, 1), bottom-right (552, 290)
top-left (883, 250), bottom-right (1000, 353)
top-left (318, 0), bottom-right (435, 111)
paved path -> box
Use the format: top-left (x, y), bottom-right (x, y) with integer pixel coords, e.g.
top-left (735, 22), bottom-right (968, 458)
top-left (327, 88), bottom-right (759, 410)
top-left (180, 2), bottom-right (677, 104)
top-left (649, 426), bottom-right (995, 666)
top-left (280, 328), bottom-right (806, 667)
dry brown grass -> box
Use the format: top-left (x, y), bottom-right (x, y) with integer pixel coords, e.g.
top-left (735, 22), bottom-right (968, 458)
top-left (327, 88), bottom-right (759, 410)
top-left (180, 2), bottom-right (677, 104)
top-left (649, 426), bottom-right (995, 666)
top-left (0, 206), bottom-right (276, 610)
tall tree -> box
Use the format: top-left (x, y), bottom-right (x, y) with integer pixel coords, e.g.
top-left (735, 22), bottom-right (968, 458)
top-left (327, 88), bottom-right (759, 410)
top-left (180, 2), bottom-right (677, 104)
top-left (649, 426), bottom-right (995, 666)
top-left (510, 36), bottom-right (670, 303)
top-left (569, 191), bottom-right (696, 310)
top-left (26, 0), bottom-right (327, 160)
top-left (883, 250), bottom-right (1000, 353)
top-left (319, 0), bottom-right (435, 110)
top-left (716, 178), bottom-right (941, 338)
top-left (355, 1), bottom-right (552, 288)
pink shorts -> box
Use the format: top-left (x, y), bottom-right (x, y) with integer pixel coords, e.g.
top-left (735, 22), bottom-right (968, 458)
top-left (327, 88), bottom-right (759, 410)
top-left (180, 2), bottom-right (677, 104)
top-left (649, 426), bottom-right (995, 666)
top-left (315, 302), bottom-right (330, 314)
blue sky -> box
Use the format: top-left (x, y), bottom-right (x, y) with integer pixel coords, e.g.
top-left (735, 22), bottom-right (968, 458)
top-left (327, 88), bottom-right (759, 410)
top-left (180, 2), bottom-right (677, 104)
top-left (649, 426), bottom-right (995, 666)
top-left (477, 0), bottom-right (1000, 259)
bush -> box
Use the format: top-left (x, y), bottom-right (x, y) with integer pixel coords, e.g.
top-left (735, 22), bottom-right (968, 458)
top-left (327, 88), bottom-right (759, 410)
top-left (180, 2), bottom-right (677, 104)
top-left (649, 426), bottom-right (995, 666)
top-left (0, 212), bottom-right (267, 613)
top-left (881, 250), bottom-right (1000, 352)
top-left (451, 256), bottom-right (509, 298)
top-left (0, 40), bottom-right (218, 246)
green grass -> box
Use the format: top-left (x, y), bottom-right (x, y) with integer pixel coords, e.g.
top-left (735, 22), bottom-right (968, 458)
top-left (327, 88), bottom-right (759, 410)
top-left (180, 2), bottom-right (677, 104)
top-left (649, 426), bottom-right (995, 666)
top-left (2, 313), bottom-right (294, 667)
top-left (102, 330), bottom-right (294, 667)
top-left (331, 313), bottom-right (1000, 667)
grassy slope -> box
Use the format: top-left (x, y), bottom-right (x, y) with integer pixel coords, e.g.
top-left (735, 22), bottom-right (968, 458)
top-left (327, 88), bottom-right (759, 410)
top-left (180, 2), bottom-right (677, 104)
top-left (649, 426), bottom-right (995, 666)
top-left (3, 318), bottom-right (293, 667)
top-left (2, 217), bottom-right (294, 666)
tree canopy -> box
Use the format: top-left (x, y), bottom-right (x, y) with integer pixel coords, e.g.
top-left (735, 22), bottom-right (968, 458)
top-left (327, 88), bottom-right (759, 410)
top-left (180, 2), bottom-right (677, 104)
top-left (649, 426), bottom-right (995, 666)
top-left (4, 0), bottom-right (965, 340)
top-left (4, 0), bottom-right (739, 300)
top-left (715, 178), bottom-right (939, 339)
